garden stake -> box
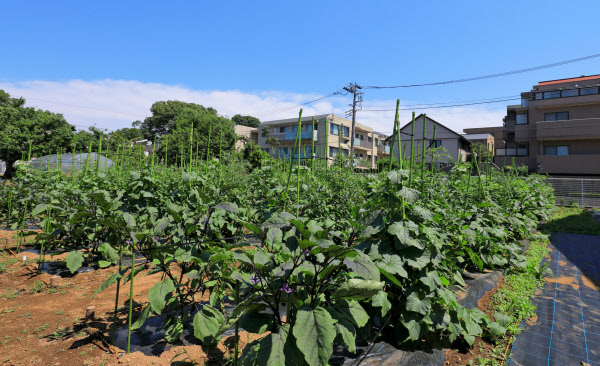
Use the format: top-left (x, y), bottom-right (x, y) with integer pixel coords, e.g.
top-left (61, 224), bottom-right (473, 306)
top-left (420, 114), bottom-right (427, 192)
top-left (408, 112), bottom-right (416, 187)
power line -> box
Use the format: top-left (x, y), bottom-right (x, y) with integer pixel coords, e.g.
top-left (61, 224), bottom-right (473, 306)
top-left (250, 91), bottom-right (345, 119)
top-left (362, 53), bottom-right (600, 89)
top-left (360, 97), bottom-right (519, 112)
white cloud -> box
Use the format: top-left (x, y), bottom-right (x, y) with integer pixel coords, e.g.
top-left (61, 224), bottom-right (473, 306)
top-left (0, 79), bottom-right (506, 135)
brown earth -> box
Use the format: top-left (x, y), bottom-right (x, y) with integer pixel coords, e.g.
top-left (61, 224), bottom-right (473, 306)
top-left (0, 233), bottom-right (261, 366)
top-left (445, 277), bottom-right (510, 366)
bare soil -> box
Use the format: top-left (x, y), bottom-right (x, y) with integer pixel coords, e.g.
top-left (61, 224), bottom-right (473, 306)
top-left (444, 277), bottom-right (511, 366)
top-left (0, 230), bottom-right (262, 366)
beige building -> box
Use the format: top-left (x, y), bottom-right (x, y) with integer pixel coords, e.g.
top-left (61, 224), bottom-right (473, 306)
top-left (391, 114), bottom-right (472, 164)
top-left (485, 75), bottom-right (600, 175)
top-left (256, 114), bottom-right (389, 169)
top-left (233, 125), bottom-right (258, 151)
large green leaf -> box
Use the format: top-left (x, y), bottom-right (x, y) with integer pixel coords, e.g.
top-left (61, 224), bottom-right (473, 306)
top-left (343, 254), bottom-right (380, 281)
top-left (65, 250), bottom-right (84, 274)
top-left (92, 268), bottom-right (126, 296)
top-left (405, 291), bottom-right (431, 315)
top-left (239, 327), bottom-right (290, 366)
top-left (239, 312), bottom-right (276, 334)
top-left (334, 319), bottom-right (357, 353)
top-left (333, 279), bottom-right (384, 300)
top-left (327, 300), bottom-right (369, 328)
top-left (148, 278), bottom-right (174, 315)
top-left (98, 243), bottom-right (119, 263)
top-left (193, 305), bottom-right (225, 346)
top-left (293, 307), bottom-right (336, 366)
top-left (131, 305), bottom-right (153, 330)
top-left (165, 317), bottom-right (183, 343)
top-left (377, 254), bottom-right (408, 278)
top-left (371, 291), bottom-right (392, 316)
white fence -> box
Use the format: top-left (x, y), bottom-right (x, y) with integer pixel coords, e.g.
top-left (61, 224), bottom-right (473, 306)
top-left (547, 178), bottom-right (600, 208)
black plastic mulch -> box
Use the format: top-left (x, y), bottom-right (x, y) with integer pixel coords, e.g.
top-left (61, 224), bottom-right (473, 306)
top-left (508, 232), bottom-right (600, 366)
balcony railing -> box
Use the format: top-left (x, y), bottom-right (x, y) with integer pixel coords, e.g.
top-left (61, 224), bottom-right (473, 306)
top-left (536, 118), bottom-right (600, 140)
top-left (537, 155), bottom-right (600, 175)
top-left (272, 130), bottom-right (318, 141)
top-left (496, 148), bottom-right (528, 156)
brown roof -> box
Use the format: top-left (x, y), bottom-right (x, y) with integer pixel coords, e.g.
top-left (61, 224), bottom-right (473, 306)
top-left (538, 74), bottom-right (600, 86)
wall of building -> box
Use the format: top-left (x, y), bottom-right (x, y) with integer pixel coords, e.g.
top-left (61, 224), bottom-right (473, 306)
top-left (396, 116), bottom-right (468, 163)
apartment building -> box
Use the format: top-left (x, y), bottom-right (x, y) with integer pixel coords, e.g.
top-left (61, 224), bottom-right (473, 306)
top-left (256, 114), bottom-right (389, 169)
top-left (494, 74), bottom-right (600, 175)
top-left (233, 125), bottom-right (259, 151)
top-left (390, 114), bottom-right (472, 164)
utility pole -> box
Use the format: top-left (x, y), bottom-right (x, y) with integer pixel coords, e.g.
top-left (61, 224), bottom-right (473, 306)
top-left (343, 83), bottom-right (363, 157)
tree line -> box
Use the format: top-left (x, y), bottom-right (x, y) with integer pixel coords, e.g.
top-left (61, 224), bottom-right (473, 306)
top-left (0, 89), bottom-right (261, 178)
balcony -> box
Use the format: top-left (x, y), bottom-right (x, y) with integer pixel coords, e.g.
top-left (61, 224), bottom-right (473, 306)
top-left (536, 118), bottom-right (600, 140)
top-left (353, 138), bottom-right (372, 150)
top-left (273, 130), bottom-right (318, 141)
top-left (537, 155), bottom-right (600, 175)
top-left (377, 145), bottom-right (391, 155)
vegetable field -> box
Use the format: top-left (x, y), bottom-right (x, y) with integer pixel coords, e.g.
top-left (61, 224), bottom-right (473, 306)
top-left (0, 114), bottom-right (555, 366)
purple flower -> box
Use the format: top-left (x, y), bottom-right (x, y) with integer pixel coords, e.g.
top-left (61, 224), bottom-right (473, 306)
top-left (250, 276), bottom-right (260, 285)
top-left (304, 249), bottom-right (310, 255)
top-left (154, 237), bottom-right (160, 241)
top-left (280, 283), bottom-right (292, 294)
top-left (126, 240), bottom-right (132, 245)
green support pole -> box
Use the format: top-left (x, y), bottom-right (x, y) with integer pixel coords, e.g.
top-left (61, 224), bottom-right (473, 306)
top-left (420, 114), bottom-right (427, 191)
top-left (311, 117), bottom-right (315, 171)
top-left (408, 112), bottom-right (416, 188)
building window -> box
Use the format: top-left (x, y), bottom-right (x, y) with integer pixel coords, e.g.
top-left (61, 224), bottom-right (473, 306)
top-left (561, 89), bottom-right (578, 97)
top-left (330, 124), bottom-right (339, 135)
top-left (521, 98), bottom-right (529, 107)
top-left (516, 142), bottom-right (528, 156)
top-left (314, 123), bottom-right (318, 130)
top-left (368, 136), bottom-right (372, 142)
top-left (544, 112), bottom-right (569, 121)
top-left (341, 148), bottom-right (349, 156)
top-left (375, 138), bottom-right (379, 146)
top-left (544, 91), bottom-right (561, 99)
top-left (580, 87), bottom-right (599, 96)
top-left (535, 92), bottom-right (543, 100)
top-left (279, 147), bottom-right (289, 155)
top-left (544, 145), bottom-right (569, 156)
top-left (506, 132), bottom-right (515, 143)
top-left (329, 146), bottom-right (338, 156)
top-left (516, 113), bottom-right (528, 125)
top-left (304, 146), bottom-right (312, 156)
top-left (279, 126), bottom-right (287, 133)
top-left (341, 126), bottom-right (350, 137)
top-left (432, 140), bottom-right (442, 148)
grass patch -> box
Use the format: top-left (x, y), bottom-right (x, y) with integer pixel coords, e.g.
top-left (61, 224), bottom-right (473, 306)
top-left (540, 207), bottom-right (600, 235)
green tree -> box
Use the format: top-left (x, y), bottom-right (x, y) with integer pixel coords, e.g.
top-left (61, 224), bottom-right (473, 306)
top-left (242, 141), bottom-right (270, 169)
top-left (232, 114), bottom-right (260, 128)
top-left (136, 101), bottom-right (218, 141)
top-left (154, 105), bottom-right (236, 165)
top-left (0, 90), bottom-right (75, 178)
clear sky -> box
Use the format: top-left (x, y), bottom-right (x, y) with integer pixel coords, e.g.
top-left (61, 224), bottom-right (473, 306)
top-left (1, 1), bottom-right (599, 134)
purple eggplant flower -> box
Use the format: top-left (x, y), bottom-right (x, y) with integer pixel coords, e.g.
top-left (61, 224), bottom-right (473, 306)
top-left (280, 283), bottom-right (292, 294)
top-left (125, 240), bottom-right (132, 245)
top-left (250, 276), bottom-right (260, 285)
top-left (304, 249), bottom-right (310, 255)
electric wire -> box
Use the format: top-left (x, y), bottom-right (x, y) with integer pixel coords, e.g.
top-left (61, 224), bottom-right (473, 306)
top-left (360, 97), bottom-right (520, 112)
top-left (362, 53), bottom-right (600, 89)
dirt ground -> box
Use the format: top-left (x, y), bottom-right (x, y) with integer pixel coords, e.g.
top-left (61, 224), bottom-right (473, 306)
top-left (444, 277), bottom-right (513, 366)
top-left (0, 232), bottom-right (263, 366)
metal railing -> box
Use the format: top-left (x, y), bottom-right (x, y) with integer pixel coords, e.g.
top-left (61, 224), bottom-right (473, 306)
top-left (547, 177), bottom-right (600, 208)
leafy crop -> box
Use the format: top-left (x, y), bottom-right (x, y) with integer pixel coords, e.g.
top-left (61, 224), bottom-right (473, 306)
top-left (0, 118), bottom-right (555, 365)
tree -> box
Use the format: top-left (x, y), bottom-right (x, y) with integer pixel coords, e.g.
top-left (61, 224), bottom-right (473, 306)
top-left (0, 90), bottom-right (75, 178)
top-left (262, 126), bottom-right (280, 151)
top-left (137, 101), bottom-right (218, 141)
top-left (153, 104), bottom-right (236, 165)
top-left (242, 141), bottom-right (270, 169)
top-left (232, 114), bottom-right (260, 128)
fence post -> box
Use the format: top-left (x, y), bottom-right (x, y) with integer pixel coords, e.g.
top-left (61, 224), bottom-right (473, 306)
top-left (581, 180), bottom-right (584, 207)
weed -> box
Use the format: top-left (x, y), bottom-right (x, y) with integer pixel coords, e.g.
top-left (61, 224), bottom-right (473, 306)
top-left (28, 280), bottom-right (46, 294)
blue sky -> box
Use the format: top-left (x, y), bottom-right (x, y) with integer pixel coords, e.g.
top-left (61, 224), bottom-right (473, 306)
top-left (1, 1), bottom-right (599, 133)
